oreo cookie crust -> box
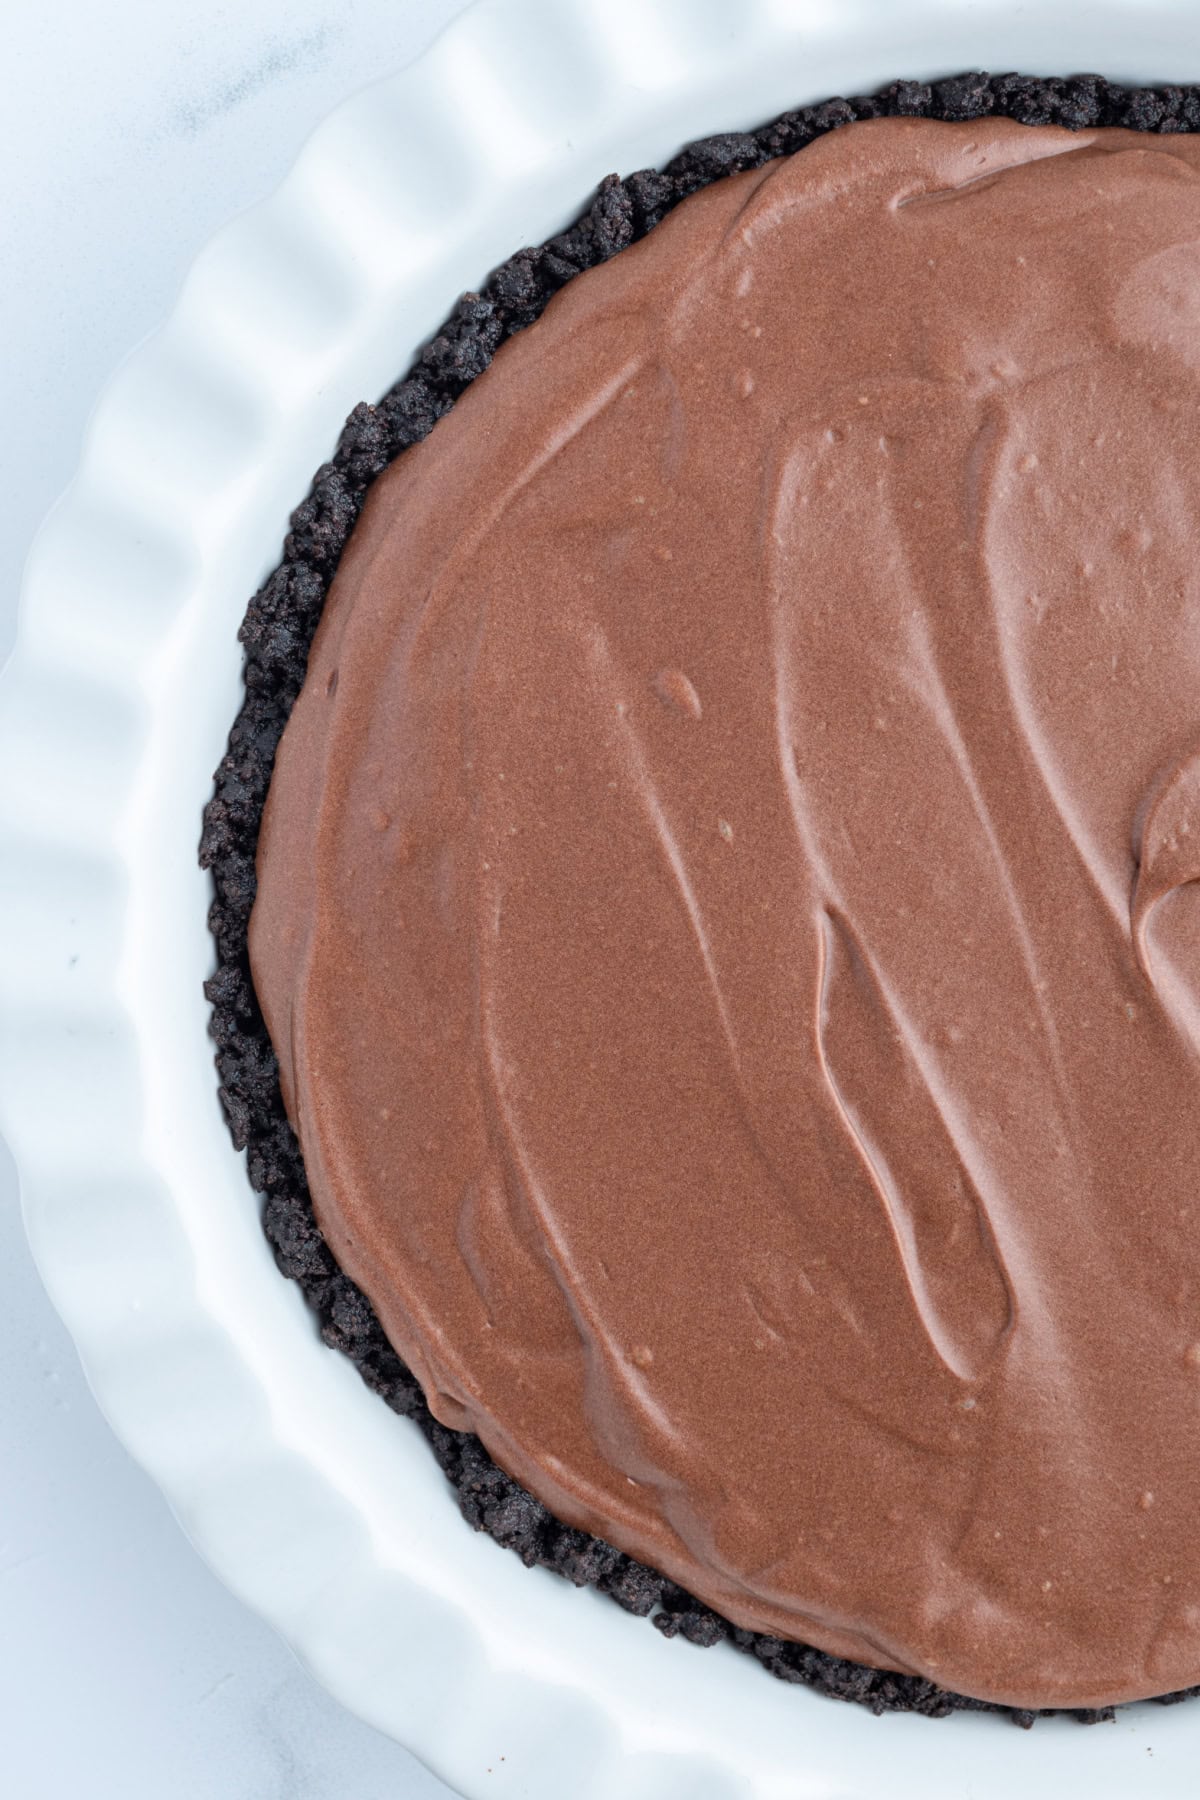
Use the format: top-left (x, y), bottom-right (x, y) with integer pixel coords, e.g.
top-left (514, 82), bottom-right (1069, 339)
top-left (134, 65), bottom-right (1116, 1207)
top-left (200, 72), bottom-right (1200, 1725)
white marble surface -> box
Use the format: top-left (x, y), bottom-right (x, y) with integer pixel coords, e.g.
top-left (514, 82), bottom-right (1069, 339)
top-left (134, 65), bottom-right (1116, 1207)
top-left (1, 4), bottom-right (473, 1794)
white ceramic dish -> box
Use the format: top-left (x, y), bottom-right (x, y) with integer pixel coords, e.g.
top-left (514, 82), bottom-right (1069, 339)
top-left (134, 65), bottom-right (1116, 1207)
top-left (6, 1), bottom-right (1200, 1793)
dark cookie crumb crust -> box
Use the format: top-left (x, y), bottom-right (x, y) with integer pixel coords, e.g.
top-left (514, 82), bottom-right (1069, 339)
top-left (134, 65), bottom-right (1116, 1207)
top-left (200, 72), bottom-right (1200, 1725)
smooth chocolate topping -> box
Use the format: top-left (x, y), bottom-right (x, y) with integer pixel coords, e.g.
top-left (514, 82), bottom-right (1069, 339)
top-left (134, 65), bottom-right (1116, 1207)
top-left (251, 117), bottom-right (1200, 1709)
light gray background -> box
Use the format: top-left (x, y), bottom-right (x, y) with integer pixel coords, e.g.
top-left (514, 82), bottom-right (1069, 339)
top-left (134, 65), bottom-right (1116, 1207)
top-left (2, 5), bottom-right (477, 1795)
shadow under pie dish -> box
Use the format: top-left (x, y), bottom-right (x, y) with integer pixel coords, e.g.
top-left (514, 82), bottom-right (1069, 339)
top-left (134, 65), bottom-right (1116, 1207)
top-left (201, 71), bottom-right (1200, 1723)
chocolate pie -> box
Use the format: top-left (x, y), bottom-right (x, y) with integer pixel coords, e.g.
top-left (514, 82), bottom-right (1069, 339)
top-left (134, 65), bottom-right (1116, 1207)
top-left (203, 72), bottom-right (1200, 1721)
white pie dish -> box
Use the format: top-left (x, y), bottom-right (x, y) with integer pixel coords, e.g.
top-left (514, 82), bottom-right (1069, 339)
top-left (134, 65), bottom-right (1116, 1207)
top-left (5, 1), bottom-right (1200, 1794)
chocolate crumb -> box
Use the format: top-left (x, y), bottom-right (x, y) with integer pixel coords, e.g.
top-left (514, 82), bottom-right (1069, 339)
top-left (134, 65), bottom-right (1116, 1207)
top-left (200, 72), bottom-right (1200, 1723)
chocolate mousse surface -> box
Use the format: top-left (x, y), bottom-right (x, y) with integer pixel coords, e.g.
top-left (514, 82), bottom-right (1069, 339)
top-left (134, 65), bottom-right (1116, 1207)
top-left (203, 77), bottom-right (1200, 1720)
